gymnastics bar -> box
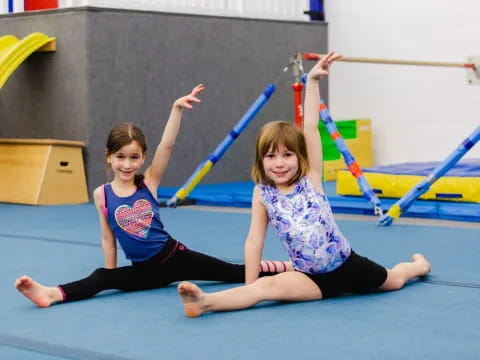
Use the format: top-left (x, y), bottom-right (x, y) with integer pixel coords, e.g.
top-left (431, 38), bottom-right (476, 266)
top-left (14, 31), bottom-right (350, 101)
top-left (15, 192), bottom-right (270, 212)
top-left (303, 53), bottom-right (476, 69)
top-left (164, 83), bottom-right (276, 207)
top-left (378, 124), bottom-right (480, 226)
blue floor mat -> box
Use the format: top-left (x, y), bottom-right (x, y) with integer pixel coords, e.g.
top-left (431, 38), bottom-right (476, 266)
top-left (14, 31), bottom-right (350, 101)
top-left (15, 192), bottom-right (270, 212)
top-left (159, 181), bottom-right (480, 222)
top-left (1, 203), bottom-right (479, 360)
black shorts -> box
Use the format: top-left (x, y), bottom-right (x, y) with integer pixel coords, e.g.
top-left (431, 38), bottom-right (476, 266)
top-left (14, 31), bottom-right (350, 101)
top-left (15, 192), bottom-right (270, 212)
top-left (303, 250), bottom-right (388, 299)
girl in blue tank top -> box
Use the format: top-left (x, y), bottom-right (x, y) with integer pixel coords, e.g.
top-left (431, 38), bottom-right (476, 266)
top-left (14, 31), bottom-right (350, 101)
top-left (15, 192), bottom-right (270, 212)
top-left (15, 85), bottom-right (289, 308)
top-left (178, 52), bottom-right (431, 318)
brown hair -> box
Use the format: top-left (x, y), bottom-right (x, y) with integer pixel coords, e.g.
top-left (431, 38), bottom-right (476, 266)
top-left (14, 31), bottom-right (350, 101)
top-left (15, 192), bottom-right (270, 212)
top-left (251, 121), bottom-right (309, 186)
top-left (105, 123), bottom-right (147, 188)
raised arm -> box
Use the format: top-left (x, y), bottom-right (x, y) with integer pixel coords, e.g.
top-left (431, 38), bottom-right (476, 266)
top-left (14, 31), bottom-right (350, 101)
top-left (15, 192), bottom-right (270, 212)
top-left (244, 186), bottom-right (269, 284)
top-left (303, 52), bottom-right (342, 188)
top-left (144, 84), bottom-right (205, 191)
top-left (93, 186), bottom-right (117, 269)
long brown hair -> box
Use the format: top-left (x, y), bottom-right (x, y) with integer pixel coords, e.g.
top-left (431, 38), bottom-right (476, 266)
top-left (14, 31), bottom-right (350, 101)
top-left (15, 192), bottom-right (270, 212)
top-left (251, 121), bottom-right (309, 186)
top-left (105, 123), bottom-right (147, 188)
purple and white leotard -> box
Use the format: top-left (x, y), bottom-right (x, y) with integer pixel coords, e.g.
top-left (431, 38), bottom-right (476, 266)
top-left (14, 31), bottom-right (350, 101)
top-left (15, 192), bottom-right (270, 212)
top-left (259, 176), bottom-right (351, 274)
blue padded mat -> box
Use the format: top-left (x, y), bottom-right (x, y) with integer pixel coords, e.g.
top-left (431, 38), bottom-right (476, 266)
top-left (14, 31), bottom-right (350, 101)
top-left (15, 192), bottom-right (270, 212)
top-left (361, 159), bottom-right (480, 176)
top-left (158, 181), bottom-right (480, 221)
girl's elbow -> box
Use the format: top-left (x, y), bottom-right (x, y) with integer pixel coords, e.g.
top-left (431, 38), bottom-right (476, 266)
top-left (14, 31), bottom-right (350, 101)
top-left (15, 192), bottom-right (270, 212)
top-left (159, 141), bottom-right (175, 153)
top-left (101, 240), bottom-right (116, 250)
top-left (244, 240), bottom-right (259, 253)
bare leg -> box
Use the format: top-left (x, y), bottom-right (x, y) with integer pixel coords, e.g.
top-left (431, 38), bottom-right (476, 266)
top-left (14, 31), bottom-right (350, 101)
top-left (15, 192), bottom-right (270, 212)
top-left (178, 271), bottom-right (322, 317)
top-left (379, 253), bottom-right (431, 291)
top-left (15, 276), bottom-right (64, 308)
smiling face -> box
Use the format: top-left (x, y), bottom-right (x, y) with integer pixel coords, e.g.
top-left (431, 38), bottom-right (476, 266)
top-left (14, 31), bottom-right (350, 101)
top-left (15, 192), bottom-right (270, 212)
top-left (262, 144), bottom-right (299, 186)
top-left (251, 121), bottom-right (309, 187)
top-left (107, 140), bottom-right (146, 183)
top-left (104, 123), bottom-right (148, 184)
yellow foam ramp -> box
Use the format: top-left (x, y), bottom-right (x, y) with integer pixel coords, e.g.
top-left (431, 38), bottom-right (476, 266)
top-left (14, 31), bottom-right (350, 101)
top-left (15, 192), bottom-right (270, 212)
top-left (0, 32), bottom-right (56, 90)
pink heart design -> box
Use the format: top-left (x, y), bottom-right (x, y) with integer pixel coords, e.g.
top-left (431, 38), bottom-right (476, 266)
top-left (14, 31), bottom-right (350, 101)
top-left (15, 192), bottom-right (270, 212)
top-left (115, 199), bottom-right (153, 238)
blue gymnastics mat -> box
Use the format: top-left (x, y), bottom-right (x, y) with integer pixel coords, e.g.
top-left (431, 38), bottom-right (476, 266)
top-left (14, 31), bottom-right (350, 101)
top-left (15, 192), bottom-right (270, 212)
top-left (362, 159), bottom-right (480, 176)
top-left (1, 203), bottom-right (479, 360)
top-left (158, 181), bottom-right (480, 222)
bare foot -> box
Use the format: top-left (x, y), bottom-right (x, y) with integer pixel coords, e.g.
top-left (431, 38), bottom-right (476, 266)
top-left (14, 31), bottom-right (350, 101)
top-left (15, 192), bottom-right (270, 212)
top-left (15, 276), bottom-right (62, 308)
top-left (412, 254), bottom-right (431, 275)
top-left (178, 281), bottom-right (206, 318)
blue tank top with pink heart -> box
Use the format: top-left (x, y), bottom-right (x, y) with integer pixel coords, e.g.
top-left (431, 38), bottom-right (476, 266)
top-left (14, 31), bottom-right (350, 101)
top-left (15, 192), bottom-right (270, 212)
top-left (104, 183), bottom-right (169, 262)
top-left (259, 176), bottom-right (351, 274)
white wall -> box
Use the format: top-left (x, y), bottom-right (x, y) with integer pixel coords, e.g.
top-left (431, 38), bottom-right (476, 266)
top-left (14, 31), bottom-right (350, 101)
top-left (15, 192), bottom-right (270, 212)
top-left (58, 0), bottom-right (310, 21)
top-left (325, 0), bottom-right (480, 165)
top-left (0, 0), bottom-right (23, 12)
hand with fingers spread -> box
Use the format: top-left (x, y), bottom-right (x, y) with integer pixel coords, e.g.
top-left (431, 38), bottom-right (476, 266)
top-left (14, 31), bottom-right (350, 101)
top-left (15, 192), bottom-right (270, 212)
top-left (174, 84), bottom-right (205, 110)
top-left (307, 51), bottom-right (342, 80)
top-left (145, 83), bottom-right (206, 190)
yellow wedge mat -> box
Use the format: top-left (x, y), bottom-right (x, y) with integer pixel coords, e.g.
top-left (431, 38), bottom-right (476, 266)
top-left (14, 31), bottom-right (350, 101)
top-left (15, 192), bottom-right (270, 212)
top-left (0, 32), bottom-right (56, 90)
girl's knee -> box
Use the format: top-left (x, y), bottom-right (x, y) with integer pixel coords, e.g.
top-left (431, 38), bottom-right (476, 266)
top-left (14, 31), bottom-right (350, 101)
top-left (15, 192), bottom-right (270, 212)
top-left (253, 276), bottom-right (277, 290)
top-left (380, 270), bottom-right (405, 291)
top-left (90, 268), bottom-right (110, 280)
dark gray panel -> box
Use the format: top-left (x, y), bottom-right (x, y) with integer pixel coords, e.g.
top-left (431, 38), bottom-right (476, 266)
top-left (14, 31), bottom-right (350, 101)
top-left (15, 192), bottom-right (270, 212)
top-left (0, 8), bottom-right (327, 196)
top-left (0, 11), bottom-right (89, 141)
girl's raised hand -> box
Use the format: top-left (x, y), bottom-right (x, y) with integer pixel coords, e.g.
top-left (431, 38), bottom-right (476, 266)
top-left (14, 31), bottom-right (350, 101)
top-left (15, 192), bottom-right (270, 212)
top-left (174, 84), bottom-right (205, 110)
top-left (308, 51), bottom-right (342, 80)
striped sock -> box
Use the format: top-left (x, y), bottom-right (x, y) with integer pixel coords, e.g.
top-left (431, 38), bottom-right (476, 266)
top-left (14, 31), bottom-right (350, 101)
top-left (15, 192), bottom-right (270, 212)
top-left (259, 260), bottom-right (289, 273)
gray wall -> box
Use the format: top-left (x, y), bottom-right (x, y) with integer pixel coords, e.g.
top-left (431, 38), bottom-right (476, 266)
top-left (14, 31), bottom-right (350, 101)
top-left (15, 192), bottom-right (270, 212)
top-left (0, 8), bottom-right (328, 197)
top-left (0, 10), bottom-right (89, 147)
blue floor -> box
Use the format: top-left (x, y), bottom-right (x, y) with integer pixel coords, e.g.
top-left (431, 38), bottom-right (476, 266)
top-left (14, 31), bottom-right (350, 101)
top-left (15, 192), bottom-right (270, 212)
top-left (1, 203), bottom-right (479, 359)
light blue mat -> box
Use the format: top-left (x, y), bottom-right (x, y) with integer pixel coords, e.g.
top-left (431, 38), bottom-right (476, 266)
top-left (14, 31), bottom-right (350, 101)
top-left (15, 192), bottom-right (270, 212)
top-left (1, 203), bottom-right (479, 359)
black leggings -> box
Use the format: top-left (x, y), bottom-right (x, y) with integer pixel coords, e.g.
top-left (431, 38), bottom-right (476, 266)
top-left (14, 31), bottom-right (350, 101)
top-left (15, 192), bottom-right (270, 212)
top-left (59, 238), bottom-right (253, 302)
